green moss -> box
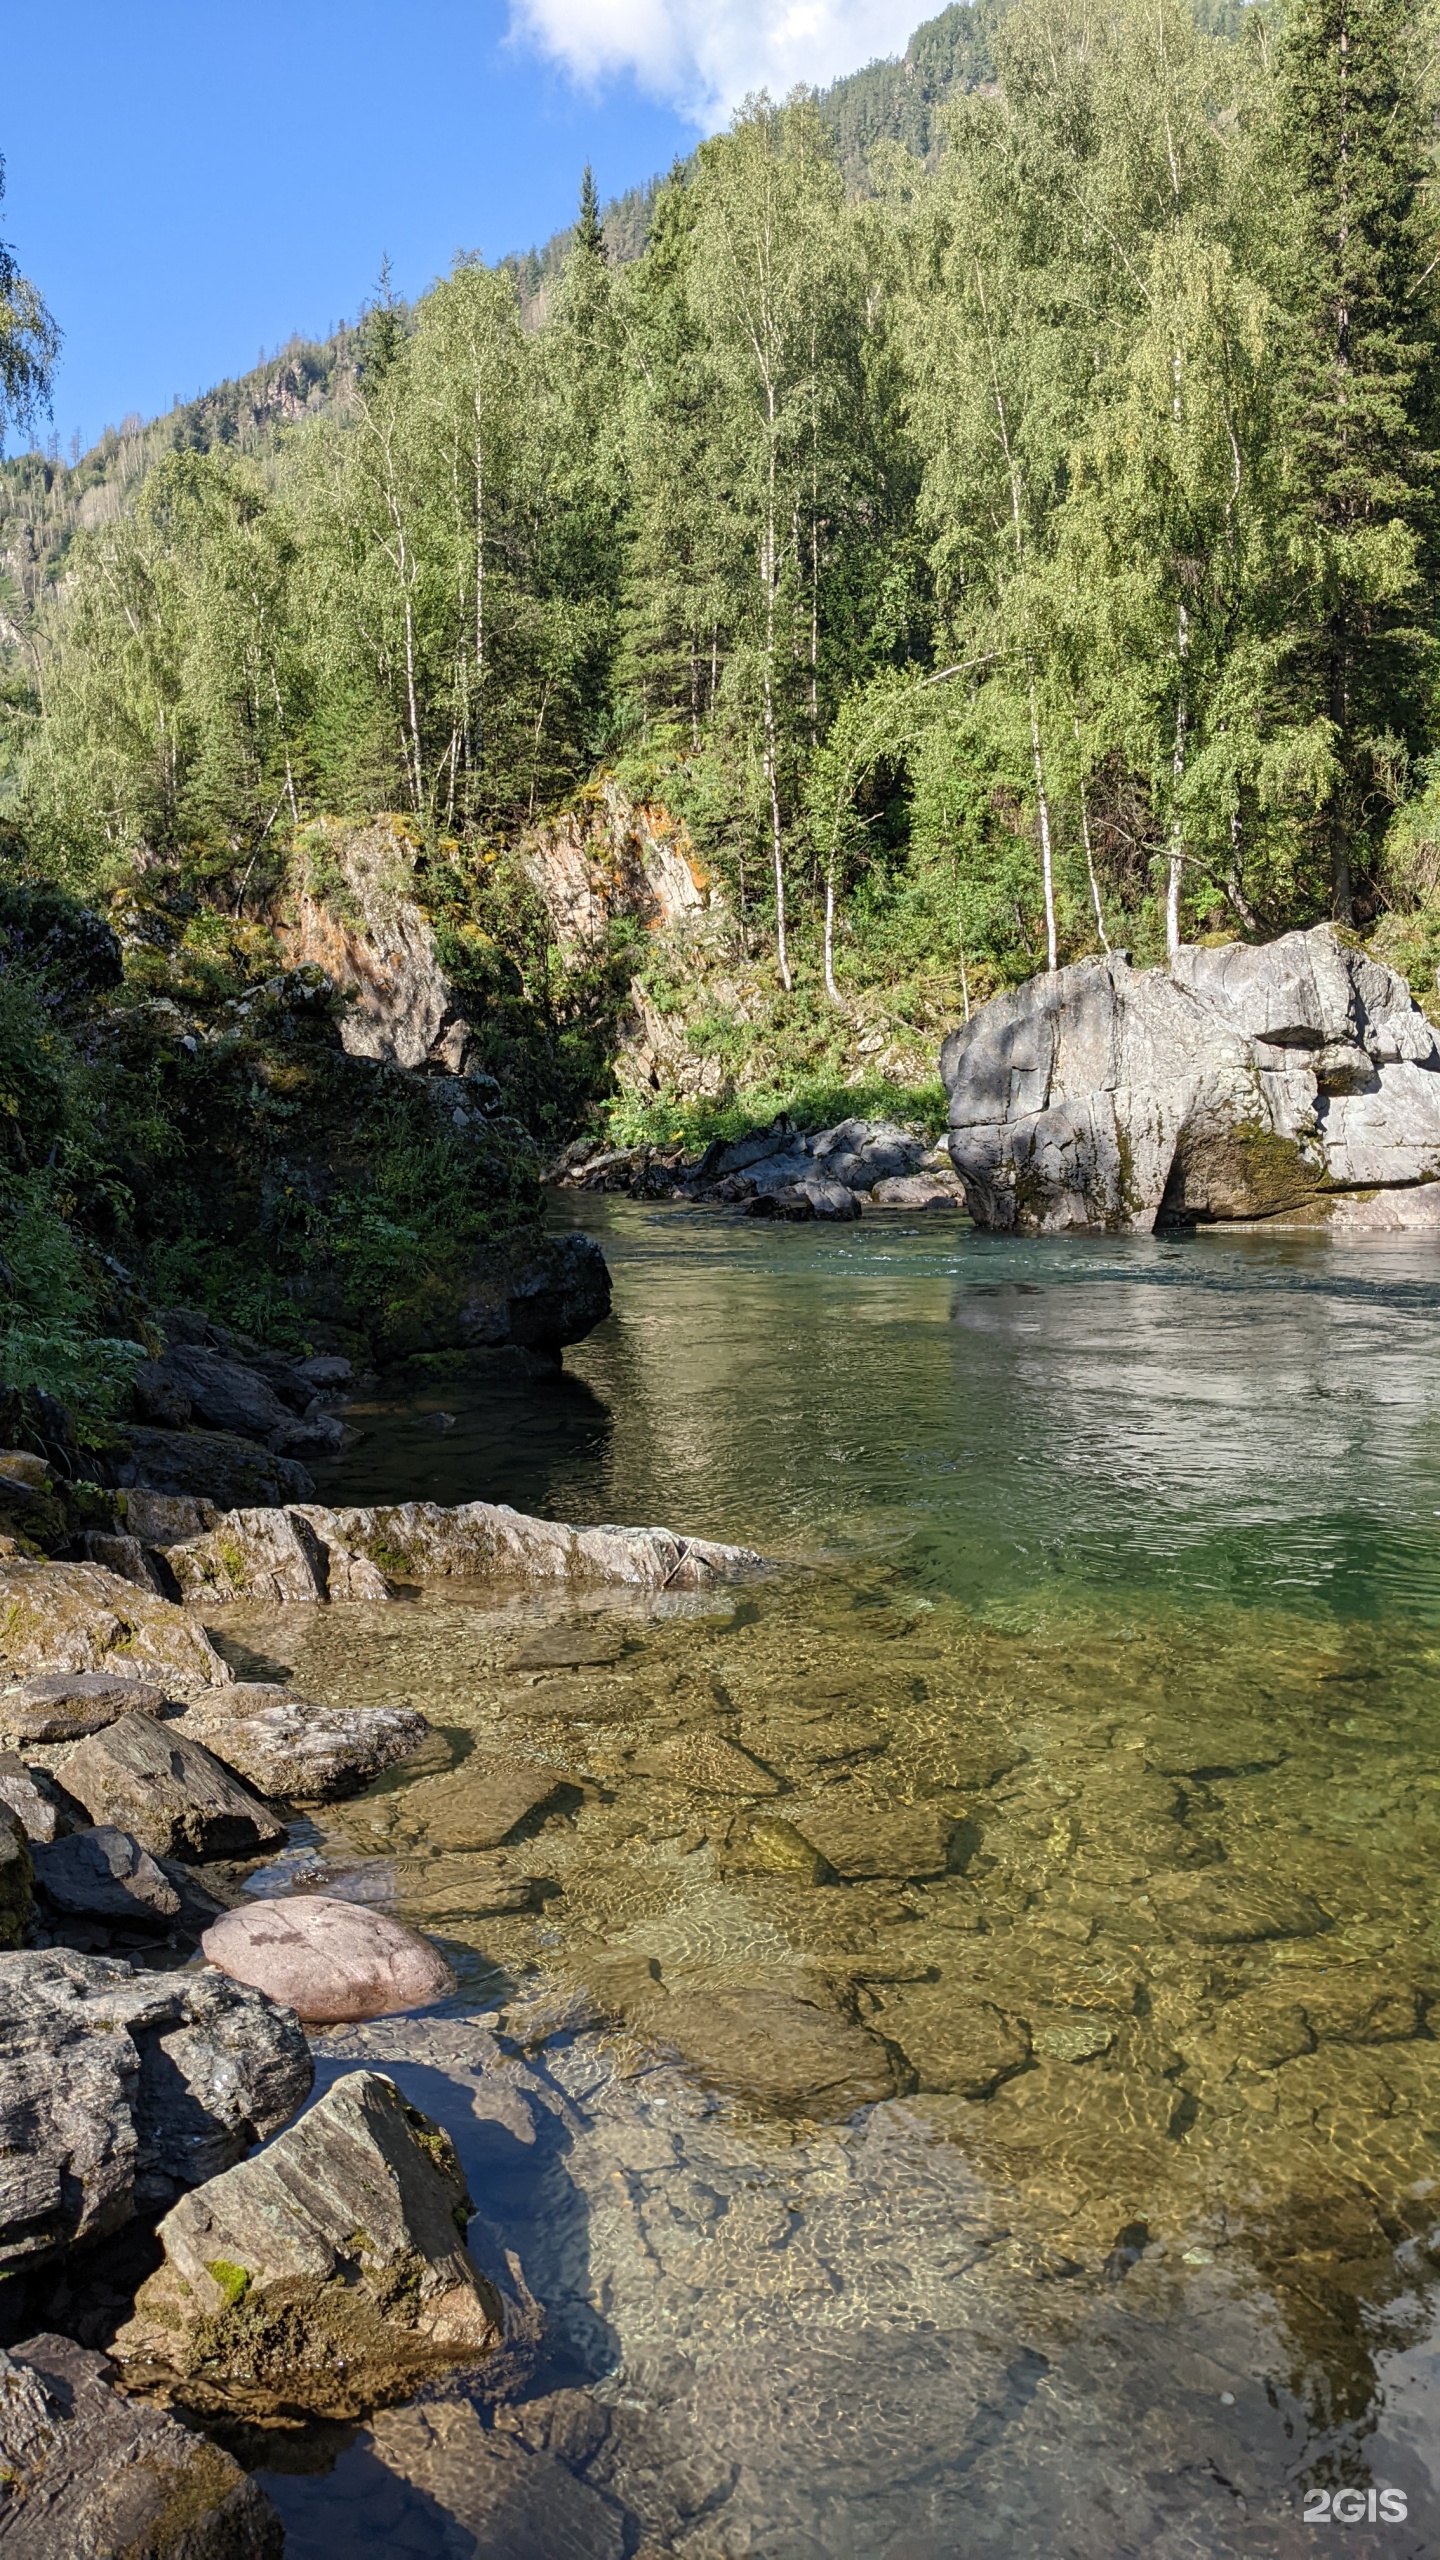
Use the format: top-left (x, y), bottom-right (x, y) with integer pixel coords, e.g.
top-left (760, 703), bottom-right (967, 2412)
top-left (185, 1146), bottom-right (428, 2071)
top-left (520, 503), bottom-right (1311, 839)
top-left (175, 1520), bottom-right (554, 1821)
top-left (204, 2257), bottom-right (250, 2308)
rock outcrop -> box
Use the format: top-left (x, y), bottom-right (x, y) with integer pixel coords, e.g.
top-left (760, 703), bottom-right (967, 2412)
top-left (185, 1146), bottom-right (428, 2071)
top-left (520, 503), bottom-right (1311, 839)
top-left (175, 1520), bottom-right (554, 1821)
top-left (552, 1114), bottom-right (964, 1215)
top-left (0, 1949), bottom-right (312, 2266)
top-left (157, 1496), bottom-right (765, 1597)
top-left (113, 2070), bottom-right (503, 2420)
top-left (0, 1559), bottom-right (228, 1689)
top-left (201, 1898), bottom-right (455, 2022)
top-left (940, 926), bottom-right (1440, 1232)
top-left (0, 2333), bottom-right (283, 2558)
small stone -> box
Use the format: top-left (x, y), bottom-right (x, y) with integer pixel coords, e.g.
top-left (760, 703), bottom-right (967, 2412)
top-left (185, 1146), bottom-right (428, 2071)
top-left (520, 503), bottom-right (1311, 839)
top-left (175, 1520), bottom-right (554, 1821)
top-left (202, 1896), bottom-right (454, 2023)
top-left (727, 1814), bottom-right (829, 1882)
top-left (400, 1754), bottom-right (568, 1851)
top-left (790, 1798), bottom-right (959, 1881)
top-left (112, 2070), bottom-right (502, 2421)
top-left (57, 1714), bottom-right (285, 1862)
top-left (632, 1730), bottom-right (780, 1794)
top-left (0, 1671), bottom-right (173, 1743)
top-left (879, 1986), bottom-right (1030, 2097)
top-left (655, 1987), bottom-right (903, 2119)
top-left (33, 1827), bottom-right (182, 1931)
top-left (0, 2331), bottom-right (283, 2558)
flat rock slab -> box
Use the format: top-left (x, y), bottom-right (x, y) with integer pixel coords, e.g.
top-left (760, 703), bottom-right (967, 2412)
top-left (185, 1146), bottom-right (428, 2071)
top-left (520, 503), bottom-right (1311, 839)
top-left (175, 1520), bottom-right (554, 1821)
top-left (400, 1754), bottom-right (569, 1850)
top-left (631, 1730), bottom-right (781, 1795)
top-left (57, 1712), bottom-right (285, 1862)
top-left (791, 1799), bottom-right (959, 1880)
top-left (655, 1988), bottom-right (903, 2120)
top-left (0, 1670), bottom-right (174, 1743)
top-left (0, 2332), bottom-right (282, 2558)
top-left (175, 1686), bottom-right (430, 1802)
top-left (878, 1986), bottom-right (1031, 2097)
top-left (511, 1623), bottom-right (628, 1669)
top-left (295, 1498), bottom-right (766, 1591)
top-left (113, 2070), bottom-right (502, 2422)
top-left (33, 1827), bottom-right (181, 1930)
top-left (203, 1896), bottom-right (454, 2023)
top-left (1143, 1725), bottom-right (1286, 1777)
top-left (0, 1948), bottom-right (312, 2267)
top-left (1146, 1871), bottom-right (1331, 1942)
top-left (370, 2400), bottom-right (626, 2560)
top-left (0, 1559), bottom-right (226, 1689)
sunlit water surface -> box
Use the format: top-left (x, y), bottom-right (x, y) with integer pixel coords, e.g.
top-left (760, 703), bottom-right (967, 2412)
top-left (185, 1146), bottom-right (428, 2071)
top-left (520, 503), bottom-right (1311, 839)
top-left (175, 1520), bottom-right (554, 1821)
top-left (242, 1203), bottom-right (1440, 2557)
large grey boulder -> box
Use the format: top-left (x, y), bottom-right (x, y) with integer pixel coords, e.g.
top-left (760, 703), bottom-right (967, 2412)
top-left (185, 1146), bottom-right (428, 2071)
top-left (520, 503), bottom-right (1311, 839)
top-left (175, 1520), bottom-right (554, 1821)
top-left (941, 926), bottom-right (1440, 1230)
top-left (0, 1559), bottom-right (228, 1690)
top-left (0, 1948), bottom-right (312, 2266)
top-left (0, 2333), bottom-right (283, 2557)
top-left (113, 2069), bottom-right (503, 2420)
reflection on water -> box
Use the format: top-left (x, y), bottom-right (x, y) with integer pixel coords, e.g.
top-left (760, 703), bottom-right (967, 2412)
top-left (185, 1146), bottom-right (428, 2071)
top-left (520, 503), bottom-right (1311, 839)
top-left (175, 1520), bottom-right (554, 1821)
top-left (255, 1203), bottom-right (1440, 2553)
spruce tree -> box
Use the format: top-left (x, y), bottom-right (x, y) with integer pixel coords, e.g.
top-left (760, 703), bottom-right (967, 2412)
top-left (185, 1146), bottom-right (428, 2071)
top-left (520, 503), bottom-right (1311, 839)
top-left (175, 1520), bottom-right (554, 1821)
top-left (1271, 0), bottom-right (1440, 919)
top-left (576, 165), bottom-right (606, 264)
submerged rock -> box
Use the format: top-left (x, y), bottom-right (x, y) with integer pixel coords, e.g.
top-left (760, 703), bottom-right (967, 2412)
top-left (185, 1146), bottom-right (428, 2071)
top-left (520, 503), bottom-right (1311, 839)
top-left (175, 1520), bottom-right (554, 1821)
top-left (395, 1753), bottom-right (570, 1851)
top-left (202, 1896), bottom-right (455, 2022)
top-left (879, 1986), bottom-right (1032, 2097)
top-left (57, 1714), bottom-right (286, 1862)
top-left (790, 1799), bottom-right (959, 1881)
top-left (112, 2070), bottom-right (503, 2420)
top-left (0, 1560), bottom-right (227, 1690)
top-left (174, 1684), bottom-right (430, 1801)
top-left (0, 1949), bottom-right (312, 2266)
top-left (1145, 1870), bottom-right (1331, 1942)
top-left (655, 1987), bottom-right (904, 2119)
top-left (631, 1729), bottom-right (782, 1794)
top-left (0, 2332), bottom-right (283, 2559)
top-left (369, 2399), bottom-right (626, 2560)
top-left (941, 926), bottom-right (1440, 1231)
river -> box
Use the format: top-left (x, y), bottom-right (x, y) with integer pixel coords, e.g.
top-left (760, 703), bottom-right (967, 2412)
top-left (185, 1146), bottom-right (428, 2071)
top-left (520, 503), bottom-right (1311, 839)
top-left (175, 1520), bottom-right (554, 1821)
top-left (239, 1199), bottom-right (1440, 2557)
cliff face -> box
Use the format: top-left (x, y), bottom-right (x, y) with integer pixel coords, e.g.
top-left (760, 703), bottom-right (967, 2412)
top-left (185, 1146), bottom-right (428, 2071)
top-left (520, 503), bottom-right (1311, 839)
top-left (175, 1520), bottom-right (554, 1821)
top-left (941, 927), bottom-right (1440, 1232)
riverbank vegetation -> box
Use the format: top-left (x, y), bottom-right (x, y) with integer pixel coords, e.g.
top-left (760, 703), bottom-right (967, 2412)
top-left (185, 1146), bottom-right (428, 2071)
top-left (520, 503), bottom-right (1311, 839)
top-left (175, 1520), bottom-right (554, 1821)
top-left (0, 0), bottom-right (1438, 1338)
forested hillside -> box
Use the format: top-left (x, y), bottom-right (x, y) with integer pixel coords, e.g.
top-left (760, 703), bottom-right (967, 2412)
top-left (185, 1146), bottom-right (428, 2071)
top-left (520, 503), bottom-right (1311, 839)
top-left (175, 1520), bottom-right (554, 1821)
top-left (4, 0), bottom-right (1440, 1125)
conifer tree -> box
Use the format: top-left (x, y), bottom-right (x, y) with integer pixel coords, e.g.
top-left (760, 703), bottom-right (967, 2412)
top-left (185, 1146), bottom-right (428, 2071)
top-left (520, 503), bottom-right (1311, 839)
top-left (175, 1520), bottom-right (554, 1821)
top-left (1269, 0), bottom-right (1440, 919)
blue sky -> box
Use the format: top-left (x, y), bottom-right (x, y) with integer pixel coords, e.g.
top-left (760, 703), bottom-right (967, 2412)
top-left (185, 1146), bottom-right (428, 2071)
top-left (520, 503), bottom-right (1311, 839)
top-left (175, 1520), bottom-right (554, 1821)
top-left (2, 0), bottom-right (923, 459)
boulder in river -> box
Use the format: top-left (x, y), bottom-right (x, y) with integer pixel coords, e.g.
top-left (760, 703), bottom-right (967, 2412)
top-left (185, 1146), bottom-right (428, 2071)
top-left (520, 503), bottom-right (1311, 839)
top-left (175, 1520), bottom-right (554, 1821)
top-left (164, 1503), bottom-right (393, 1605)
top-left (175, 1684), bottom-right (430, 1801)
top-left (0, 2332), bottom-right (283, 2559)
top-left (57, 1713), bottom-right (285, 1861)
top-left (0, 1948), bottom-right (312, 2266)
top-left (112, 2069), bottom-right (503, 2420)
top-left (0, 1558), bottom-right (227, 1689)
top-left (202, 1895), bottom-right (455, 2021)
top-left (113, 1422), bottom-right (317, 1507)
top-left (941, 926), bottom-right (1440, 1231)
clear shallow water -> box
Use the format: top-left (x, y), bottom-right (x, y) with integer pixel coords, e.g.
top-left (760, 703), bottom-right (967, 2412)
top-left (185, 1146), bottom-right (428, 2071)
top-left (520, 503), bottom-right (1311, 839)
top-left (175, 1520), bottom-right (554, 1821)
top-left (246, 1202), bottom-right (1440, 2555)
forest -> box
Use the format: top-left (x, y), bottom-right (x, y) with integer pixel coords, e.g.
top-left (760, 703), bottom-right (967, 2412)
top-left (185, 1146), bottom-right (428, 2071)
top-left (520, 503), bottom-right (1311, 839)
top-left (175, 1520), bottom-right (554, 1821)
top-left (3, 0), bottom-right (1440, 1079)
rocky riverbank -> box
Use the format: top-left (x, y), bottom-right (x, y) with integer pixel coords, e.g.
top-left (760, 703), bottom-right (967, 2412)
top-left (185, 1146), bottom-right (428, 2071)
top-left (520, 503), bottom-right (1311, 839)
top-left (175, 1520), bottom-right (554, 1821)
top-left (550, 1113), bottom-right (965, 1217)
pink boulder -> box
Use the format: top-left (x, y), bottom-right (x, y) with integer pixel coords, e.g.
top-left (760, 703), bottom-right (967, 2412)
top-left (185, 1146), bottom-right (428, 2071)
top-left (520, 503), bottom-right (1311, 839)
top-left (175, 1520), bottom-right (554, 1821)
top-left (201, 1896), bottom-right (454, 2024)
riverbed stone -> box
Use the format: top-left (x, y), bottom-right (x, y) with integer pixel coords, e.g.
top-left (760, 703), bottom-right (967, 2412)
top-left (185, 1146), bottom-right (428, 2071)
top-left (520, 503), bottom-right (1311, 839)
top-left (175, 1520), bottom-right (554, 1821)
top-left (57, 1714), bottom-right (286, 1861)
top-left (790, 1798), bottom-right (960, 1881)
top-left (1146, 1869), bottom-right (1331, 1942)
top-left (631, 1729), bottom-right (781, 1795)
top-left (0, 1669), bottom-right (175, 1744)
top-left (201, 1895), bottom-right (454, 2022)
top-left (32, 1826), bottom-right (181, 1931)
top-left (511, 1621), bottom-right (628, 1669)
top-left (397, 1753), bottom-right (569, 1850)
top-left (879, 1986), bottom-right (1032, 2096)
top-left (174, 1685), bottom-right (430, 1801)
top-left (0, 1559), bottom-right (227, 1689)
top-left (0, 2332), bottom-right (284, 2558)
top-left (112, 2070), bottom-right (503, 2421)
top-left (654, 1987), bottom-right (904, 2119)
top-left (368, 2399), bottom-right (626, 2560)
top-left (0, 1949), bottom-right (312, 2265)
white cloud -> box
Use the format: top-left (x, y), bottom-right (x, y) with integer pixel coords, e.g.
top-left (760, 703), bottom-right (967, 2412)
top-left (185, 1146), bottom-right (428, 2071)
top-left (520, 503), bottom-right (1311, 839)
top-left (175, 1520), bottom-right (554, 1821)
top-left (509, 0), bottom-right (923, 127)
